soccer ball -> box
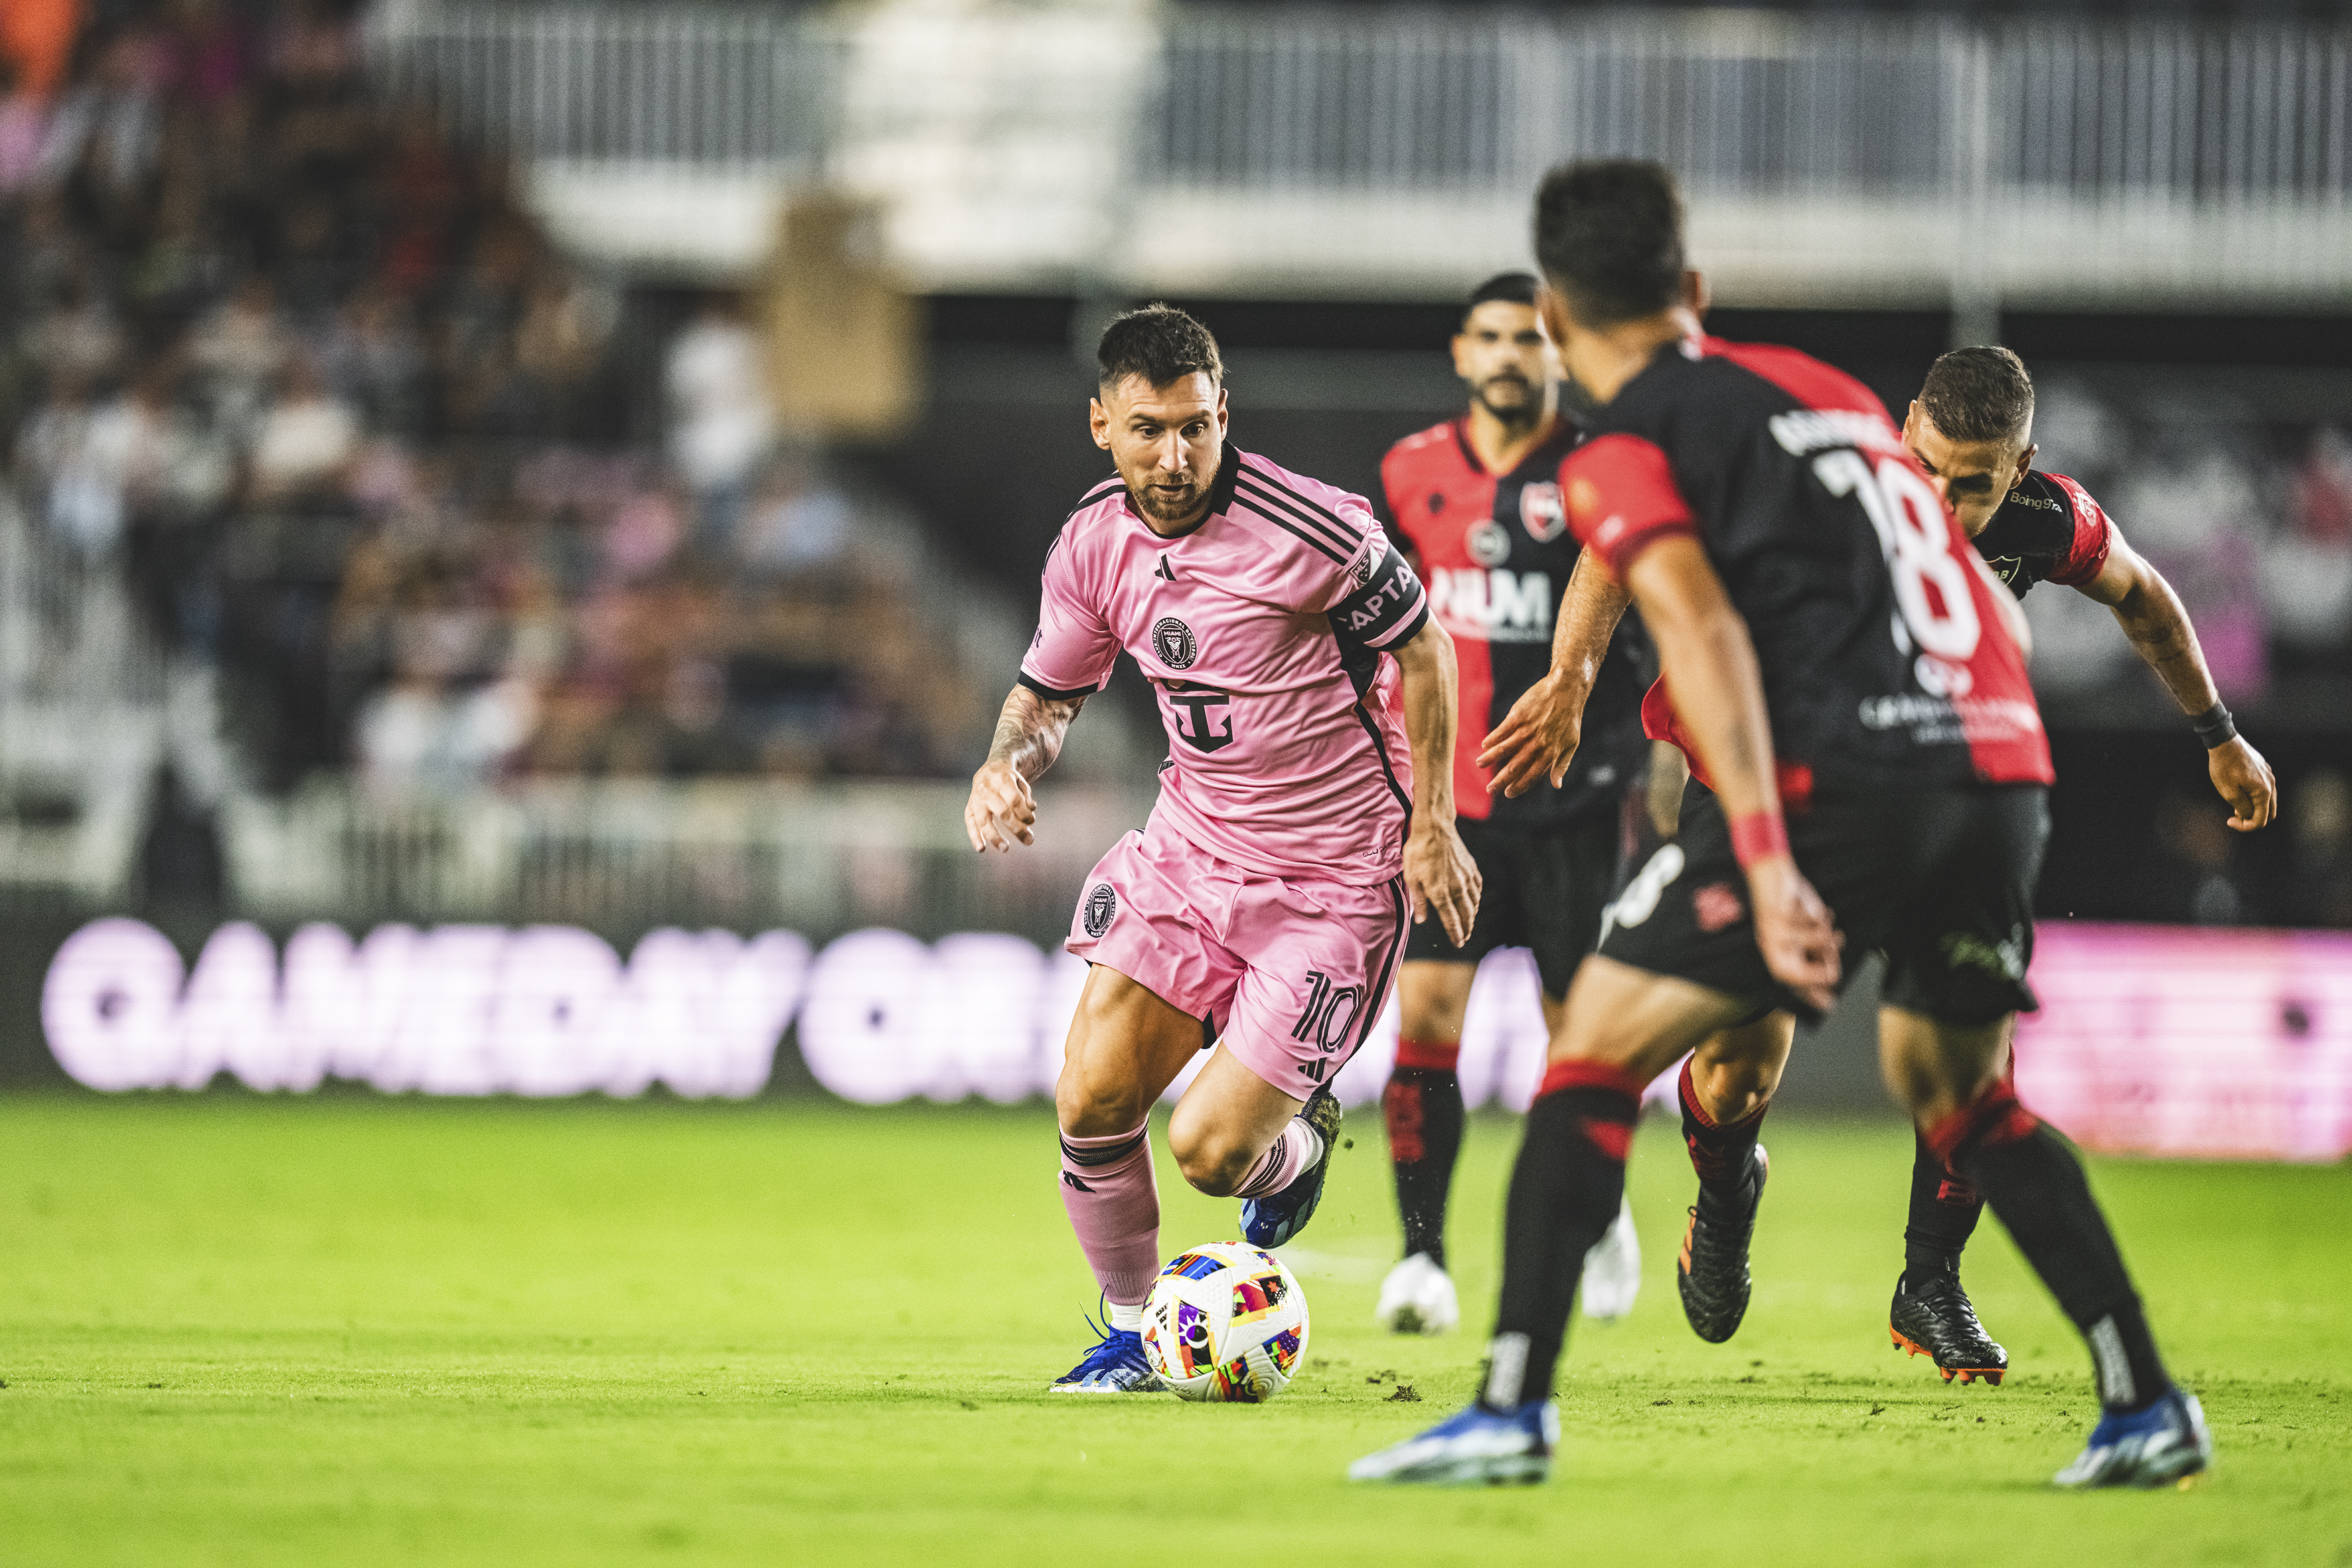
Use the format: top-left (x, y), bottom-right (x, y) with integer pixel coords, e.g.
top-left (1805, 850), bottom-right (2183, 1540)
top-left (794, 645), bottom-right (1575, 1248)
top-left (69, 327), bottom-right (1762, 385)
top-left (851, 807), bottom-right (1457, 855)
top-left (1140, 1241), bottom-right (1310, 1402)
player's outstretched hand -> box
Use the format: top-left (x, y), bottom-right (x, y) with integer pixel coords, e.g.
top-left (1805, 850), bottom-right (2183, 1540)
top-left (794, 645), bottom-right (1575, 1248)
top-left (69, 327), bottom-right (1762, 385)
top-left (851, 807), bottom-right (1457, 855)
top-left (2211, 736), bottom-right (2278, 832)
top-left (1476, 671), bottom-right (1582, 799)
top-left (1405, 819), bottom-right (1482, 948)
top-left (1745, 856), bottom-right (1842, 1014)
top-left (964, 759), bottom-right (1038, 853)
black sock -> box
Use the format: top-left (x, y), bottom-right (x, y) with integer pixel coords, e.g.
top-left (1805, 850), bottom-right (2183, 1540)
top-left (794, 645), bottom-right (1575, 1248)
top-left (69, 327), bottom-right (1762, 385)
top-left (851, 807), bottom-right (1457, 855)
top-left (1903, 1127), bottom-right (1985, 1280)
top-left (1678, 1058), bottom-right (1768, 1214)
top-left (1940, 1087), bottom-right (2169, 1413)
top-left (1383, 1065), bottom-right (1464, 1269)
top-left (1484, 1070), bottom-right (1640, 1411)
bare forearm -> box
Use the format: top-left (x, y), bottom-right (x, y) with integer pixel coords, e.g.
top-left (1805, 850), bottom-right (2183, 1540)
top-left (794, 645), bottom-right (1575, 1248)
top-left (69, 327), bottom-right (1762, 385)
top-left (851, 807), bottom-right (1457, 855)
top-left (1395, 622), bottom-right (1459, 821)
top-left (2112, 579), bottom-right (2220, 716)
top-left (1551, 549), bottom-right (1632, 705)
top-left (1628, 539), bottom-right (1783, 823)
top-left (987, 686), bottom-right (1083, 781)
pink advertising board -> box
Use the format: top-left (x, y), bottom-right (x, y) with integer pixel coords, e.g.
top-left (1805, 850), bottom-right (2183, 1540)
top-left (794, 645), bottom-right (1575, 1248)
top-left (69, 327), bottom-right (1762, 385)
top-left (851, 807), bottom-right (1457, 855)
top-left (2014, 922), bottom-right (2352, 1162)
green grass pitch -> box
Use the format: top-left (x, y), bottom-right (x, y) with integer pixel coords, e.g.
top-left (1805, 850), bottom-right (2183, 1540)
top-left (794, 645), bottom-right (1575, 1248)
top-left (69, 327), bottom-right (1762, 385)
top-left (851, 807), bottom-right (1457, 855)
top-left (1, 1094), bottom-right (2347, 1567)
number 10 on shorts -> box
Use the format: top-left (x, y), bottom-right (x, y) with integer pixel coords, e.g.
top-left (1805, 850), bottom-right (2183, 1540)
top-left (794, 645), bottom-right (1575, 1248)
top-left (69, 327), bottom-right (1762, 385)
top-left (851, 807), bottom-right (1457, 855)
top-left (1291, 969), bottom-right (1364, 1079)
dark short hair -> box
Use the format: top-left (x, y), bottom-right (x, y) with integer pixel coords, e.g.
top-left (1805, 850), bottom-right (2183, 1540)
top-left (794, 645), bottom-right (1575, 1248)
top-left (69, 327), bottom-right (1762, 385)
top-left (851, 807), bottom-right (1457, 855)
top-left (1462, 271), bottom-right (1539, 326)
top-left (1531, 160), bottom-right (1685, 327)
top-left (1096, 304), bottom-right (1222, 394)
top-left (1919, 345), bottom-right (2035, 447)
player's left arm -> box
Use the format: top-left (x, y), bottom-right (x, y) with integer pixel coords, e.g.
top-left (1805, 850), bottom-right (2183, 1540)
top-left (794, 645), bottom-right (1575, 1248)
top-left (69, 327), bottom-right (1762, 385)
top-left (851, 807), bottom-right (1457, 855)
top-left (1477, 547), bottom-right (1632, 797)
top-left (2076, 528), bottom-right (2277, 830)
top-left (1391, 618), bottom-right (1483, 947)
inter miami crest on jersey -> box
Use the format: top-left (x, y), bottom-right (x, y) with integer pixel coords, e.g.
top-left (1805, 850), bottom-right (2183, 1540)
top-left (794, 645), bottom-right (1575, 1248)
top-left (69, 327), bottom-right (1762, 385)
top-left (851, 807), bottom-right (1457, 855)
top-left (1152, 616), bottom-right (1198, 670)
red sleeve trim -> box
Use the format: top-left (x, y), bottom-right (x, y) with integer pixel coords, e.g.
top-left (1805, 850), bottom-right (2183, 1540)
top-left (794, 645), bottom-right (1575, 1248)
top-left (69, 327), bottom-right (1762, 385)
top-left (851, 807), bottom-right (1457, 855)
top-left (2042, 473), bottom-right (2115, 588)
top-left (1561, 432), bottom-right (1700, 578)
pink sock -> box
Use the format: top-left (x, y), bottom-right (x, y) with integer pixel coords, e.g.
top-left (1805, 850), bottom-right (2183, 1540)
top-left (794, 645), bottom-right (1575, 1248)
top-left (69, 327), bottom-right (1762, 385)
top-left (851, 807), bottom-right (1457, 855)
top-left (1059, 1123), bottom-right (1161, 1307)
top-left (1232, 1117), bottom-right (1324, 1200)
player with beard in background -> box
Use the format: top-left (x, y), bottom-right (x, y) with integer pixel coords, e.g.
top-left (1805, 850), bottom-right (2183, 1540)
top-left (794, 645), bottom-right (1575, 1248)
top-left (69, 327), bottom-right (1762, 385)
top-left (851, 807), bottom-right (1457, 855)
top-left (1370, 272), bottom-right (1654, 1336)
top-left (1352, 160), bottom-right (2211, 1490)
top-left (966, 305), bottom-right (1481, 1393)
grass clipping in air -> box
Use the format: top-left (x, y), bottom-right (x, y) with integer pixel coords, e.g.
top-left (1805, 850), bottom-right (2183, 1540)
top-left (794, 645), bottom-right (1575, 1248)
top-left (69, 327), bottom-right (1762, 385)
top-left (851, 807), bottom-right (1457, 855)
top-left (0, 1097), bottom-right (2346, 1566)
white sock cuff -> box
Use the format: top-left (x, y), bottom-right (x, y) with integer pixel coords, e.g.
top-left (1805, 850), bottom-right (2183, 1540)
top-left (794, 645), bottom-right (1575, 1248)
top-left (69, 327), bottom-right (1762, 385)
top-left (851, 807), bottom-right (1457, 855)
top-left (1108, 1300), bottom-right (1145, 1332)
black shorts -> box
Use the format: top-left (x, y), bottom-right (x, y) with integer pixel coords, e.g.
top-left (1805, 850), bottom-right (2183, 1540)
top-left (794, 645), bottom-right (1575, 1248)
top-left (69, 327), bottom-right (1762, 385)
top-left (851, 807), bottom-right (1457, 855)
top-left (1404, 809), bottom-right (1623, 1000)
top-left (1600, 780), bottom-right (2048, 1028)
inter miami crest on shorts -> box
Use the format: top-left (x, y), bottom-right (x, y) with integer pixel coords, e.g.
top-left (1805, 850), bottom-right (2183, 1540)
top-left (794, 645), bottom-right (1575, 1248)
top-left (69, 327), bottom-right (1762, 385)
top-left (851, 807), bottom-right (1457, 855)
top-left (1082, 883), bottom-right (1119, 938)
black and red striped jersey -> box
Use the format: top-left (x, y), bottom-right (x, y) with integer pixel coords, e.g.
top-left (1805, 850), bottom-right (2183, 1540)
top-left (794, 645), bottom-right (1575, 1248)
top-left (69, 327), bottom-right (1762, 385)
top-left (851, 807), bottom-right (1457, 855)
top-left (1563, 335), bottom-right (2053, 797)
top-left (1974, 469), bottom-right (2116, 599)
top-left (1381, 415), bottom-right (1651, 826)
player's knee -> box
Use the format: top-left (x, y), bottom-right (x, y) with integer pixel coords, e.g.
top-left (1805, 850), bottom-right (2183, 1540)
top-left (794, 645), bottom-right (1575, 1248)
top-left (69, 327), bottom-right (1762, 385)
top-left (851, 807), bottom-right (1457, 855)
top-left (1054, 1062), bottom-right (1143, 1138)
top-left (1165, 1116), bottom-right (1252, 1196)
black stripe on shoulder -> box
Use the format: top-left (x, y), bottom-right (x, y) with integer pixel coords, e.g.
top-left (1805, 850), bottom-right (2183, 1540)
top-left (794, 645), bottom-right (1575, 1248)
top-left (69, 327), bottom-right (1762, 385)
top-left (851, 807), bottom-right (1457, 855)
top-left (1067, 476), bottom-right (1125, 520)
top-left (1233, 470), bottom-right (1358, 556)
top-left (1236, 462), bottom-right (1363, 549)
top-left (1233, 497), bottom-right (1350, 565)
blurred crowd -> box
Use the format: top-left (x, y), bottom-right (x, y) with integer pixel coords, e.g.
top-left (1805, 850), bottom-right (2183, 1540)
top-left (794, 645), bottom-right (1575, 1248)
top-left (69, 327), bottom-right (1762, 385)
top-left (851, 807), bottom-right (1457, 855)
top-left (1, 0), bottom-right (980, 796)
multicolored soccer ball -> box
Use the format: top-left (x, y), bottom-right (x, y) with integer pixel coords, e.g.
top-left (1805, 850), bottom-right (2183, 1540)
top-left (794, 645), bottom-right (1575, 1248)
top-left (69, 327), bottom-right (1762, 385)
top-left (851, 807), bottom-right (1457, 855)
top-left (1140, 1241), bottom-right (1310, 1402)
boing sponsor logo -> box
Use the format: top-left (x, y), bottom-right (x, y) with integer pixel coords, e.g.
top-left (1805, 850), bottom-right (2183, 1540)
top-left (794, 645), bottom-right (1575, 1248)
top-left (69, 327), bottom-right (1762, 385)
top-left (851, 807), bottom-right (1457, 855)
top-left (1082, 884), bottom-right (1119, 938)
top-left (1152, 616), bottom-right (1197, 670)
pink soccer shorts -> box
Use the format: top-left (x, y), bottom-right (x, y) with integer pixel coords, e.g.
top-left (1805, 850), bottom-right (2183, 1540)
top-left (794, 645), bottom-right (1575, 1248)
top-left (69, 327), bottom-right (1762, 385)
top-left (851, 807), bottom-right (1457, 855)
top-left (1067, 819), bottom-right (1409, 1099)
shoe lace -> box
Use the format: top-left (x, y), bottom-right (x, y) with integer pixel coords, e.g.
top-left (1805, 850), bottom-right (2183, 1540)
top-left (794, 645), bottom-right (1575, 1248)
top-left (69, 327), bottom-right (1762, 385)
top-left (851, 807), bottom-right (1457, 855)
top-left (1071, 1295), bottom-right (1136, 1373)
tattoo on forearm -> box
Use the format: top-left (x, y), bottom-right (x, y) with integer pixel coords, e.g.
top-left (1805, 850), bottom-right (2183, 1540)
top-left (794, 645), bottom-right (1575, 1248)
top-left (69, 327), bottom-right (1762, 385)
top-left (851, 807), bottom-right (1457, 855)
top-left (988, 687), bottom-right (1083, 780)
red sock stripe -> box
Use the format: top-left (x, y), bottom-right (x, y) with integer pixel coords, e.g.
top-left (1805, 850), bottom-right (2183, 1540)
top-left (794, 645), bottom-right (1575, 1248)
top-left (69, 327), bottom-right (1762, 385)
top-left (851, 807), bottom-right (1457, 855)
top-left (1393, 1037), bottom-right (1462, 1072)
top-left (1537, 1058), bottom-right (1652, 1105)
top-left (1582, 1118), bottom-right (1635, 1162)
top-left (1924, 1077), bottom-right (2041, 1170)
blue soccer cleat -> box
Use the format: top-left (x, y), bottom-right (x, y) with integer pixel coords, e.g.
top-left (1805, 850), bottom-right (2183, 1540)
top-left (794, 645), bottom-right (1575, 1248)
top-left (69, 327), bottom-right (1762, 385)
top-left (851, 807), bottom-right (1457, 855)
top-left (1048, 1312), bottom-right (1162, 1394)
top-left (1240, 1087), bottom-right (1342, 1249)
top-left (1349, 1399), bottom-right (1558, 1486)
top-left (2053, 1387), bottom-right (2213, 1488)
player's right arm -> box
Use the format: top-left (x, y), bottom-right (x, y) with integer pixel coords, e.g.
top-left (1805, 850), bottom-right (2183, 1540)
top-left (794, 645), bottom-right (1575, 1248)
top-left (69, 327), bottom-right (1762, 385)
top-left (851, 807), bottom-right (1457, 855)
top-left (1564, 433), bottom-right (1839, 1010)
top-left (965, 686), bottom-right (1086, 852)
top-left (1622, 536), bottom-right (1840, 1011)
top-left (971, 526), bottom-right (1121, 854)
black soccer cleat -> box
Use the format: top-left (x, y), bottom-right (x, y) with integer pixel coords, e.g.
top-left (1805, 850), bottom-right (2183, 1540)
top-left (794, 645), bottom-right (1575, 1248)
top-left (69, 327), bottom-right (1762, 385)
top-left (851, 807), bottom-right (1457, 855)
top-left (1676, 1144), bottom-right (1766, 1344)
top-left (1889, 1267), bottom-right (2009, 1386)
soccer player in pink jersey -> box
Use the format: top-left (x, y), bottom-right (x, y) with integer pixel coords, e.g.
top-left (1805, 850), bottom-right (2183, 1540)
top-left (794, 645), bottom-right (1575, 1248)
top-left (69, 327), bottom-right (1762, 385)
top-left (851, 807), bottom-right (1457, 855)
top-left (963, 305), bottom-right (1482, 1393)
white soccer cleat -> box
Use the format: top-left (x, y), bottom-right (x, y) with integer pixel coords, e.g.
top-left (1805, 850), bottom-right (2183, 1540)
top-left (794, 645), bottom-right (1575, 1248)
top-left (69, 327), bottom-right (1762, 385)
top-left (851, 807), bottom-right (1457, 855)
top-left (1375, 1251), bottom-right (1460, 1335)
top-left (1580, 1194), bottom-right (1643, 1320)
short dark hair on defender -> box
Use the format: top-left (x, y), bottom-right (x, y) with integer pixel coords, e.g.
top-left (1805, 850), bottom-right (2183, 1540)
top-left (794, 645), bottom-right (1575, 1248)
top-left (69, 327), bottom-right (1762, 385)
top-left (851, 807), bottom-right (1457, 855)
top-left (1463, 271), bottom-right (1539, 325)
top-left (1096, 304), bottom-right (1222, 394)
top-left (1532, 160), bottom-right (1685, 327)
top-left (1919, 345), bottom-right (2035, 448)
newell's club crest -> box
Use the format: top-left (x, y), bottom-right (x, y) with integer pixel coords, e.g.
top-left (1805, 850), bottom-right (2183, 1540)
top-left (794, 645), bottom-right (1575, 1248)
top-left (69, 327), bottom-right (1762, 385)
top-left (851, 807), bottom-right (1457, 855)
top-left (1152, 616), bottom-right (1198, 670)
top-left (1520, 481), bottom-right (1568, 542)
top-left (1083, 884), bottom-right (1119, 939)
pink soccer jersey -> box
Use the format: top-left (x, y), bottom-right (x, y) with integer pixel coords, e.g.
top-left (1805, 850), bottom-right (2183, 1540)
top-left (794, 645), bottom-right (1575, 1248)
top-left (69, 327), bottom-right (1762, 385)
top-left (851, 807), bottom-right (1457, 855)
top-left (1020, 447), bottom-right (1431, 886)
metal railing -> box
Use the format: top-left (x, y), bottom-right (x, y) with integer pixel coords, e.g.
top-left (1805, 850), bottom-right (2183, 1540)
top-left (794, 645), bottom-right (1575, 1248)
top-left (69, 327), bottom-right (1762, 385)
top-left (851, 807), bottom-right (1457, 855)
top-left (1154, 13), bottom-right (2352, 202)
top-left (366, 5), bottom-right (2352, 304)
top-left (221, 777), bottom-right (1150, 942)
top-left (368, 5), bottom-right (842, 169)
